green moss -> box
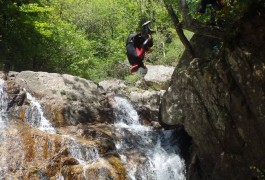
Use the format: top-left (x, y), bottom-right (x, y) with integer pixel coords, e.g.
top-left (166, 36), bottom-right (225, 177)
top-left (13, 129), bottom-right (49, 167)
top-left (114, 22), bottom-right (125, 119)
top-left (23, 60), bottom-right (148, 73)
top-left (124, 74), bottom-right (140, 86)
top-left (60, 89), bottom-right (66, 95)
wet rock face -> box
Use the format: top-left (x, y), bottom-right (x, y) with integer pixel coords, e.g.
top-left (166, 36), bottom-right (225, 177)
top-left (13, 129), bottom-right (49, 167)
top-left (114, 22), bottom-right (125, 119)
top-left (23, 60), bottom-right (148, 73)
top-left (129, 90), bottom-right (165, 124)
top-left (99, 79), bottom-right (166, 127)
top-left (160, 15), bottom-right (265, 179)
top-left (5, 71), bottom-right (114, 126)
top-left (0, 121), bottom-right (124, 179)
top-left (0, 71), bottom-right (125, 179)
top-left (83, 157), bottom-right (126, 180)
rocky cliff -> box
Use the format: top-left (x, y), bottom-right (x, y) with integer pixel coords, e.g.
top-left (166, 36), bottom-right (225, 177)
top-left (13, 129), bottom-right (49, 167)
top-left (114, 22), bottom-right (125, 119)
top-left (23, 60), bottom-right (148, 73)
top-left (159, 12), bottom-right (265, 179)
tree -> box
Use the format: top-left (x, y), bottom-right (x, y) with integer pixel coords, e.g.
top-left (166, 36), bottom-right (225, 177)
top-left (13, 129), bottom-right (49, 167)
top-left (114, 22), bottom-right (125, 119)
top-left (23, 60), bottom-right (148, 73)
top-left (0, 1), bottom-right (53, 71)
top-left (163, 3), bottom-right (196, 58)
top-left (163, 0), bottom-right (264, 40)
top-left (161, 0), bottom-right (264, 59)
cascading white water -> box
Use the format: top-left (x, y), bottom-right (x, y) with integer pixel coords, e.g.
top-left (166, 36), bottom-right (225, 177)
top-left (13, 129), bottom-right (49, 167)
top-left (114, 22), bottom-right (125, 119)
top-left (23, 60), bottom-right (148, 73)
top-left (62, 135), bottom-right (101, 179)
top-left (0, 83), bottom-right (56, 134)
top-left (0, 79), bottom-right (7, 127)
top-left (25, 92), bottom-right (56, 134)
top-left (113, 96), bottom-right (186, 180)
top-left (0, 79), bottom-right (8, 176)
top-left (67, 138), bottom-right (100, 165)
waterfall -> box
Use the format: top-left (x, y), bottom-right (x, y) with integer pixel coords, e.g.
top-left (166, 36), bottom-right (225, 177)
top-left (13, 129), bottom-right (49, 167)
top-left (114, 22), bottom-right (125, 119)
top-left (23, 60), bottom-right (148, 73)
top-left (67, 137), bottom-right (100, 165)
top-left (25, 92), bottom-right (56, 134)
top-left (62, 135), bottom-right (101, 179)
top-left (0, 78), bottom-right (186, 179)
top-left (0, 79), bottom-right (55, 134)
top-left (0, 79), bottom-right (7, 127)
top-left (113, 96), bottom-right (186, 180)
top-left (0, 79), bottom-right (8, 176)
top-left (0, 81), bottom-right (56, 134)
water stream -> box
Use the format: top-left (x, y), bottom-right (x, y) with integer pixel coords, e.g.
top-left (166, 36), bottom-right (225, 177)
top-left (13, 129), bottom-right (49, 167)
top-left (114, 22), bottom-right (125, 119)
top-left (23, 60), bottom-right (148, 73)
top-left (113, 96), bottom-right (186, 180)
top-left (64, 135), bottom-right (100, 165)
top-left (0, 79), bottom-right (7, 128)
top-left (25, 92), bottom-right (56, 134)
top-left (0, 79), bottom-right (8, 176)
top-left (0, 78), bottom-right (186, 179)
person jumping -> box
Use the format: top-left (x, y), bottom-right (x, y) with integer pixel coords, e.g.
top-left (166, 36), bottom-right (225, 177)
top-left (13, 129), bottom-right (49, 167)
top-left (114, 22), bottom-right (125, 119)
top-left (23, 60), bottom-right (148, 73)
top-left (126, 21), bottom-right (154, 76)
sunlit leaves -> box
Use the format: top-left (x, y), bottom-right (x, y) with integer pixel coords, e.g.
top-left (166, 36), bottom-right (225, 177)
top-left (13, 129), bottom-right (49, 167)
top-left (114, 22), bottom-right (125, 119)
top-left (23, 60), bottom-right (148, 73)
top-left (19, 3), bottom-right (52, 13)
top-left (33, 21), bottom-right (52, 37)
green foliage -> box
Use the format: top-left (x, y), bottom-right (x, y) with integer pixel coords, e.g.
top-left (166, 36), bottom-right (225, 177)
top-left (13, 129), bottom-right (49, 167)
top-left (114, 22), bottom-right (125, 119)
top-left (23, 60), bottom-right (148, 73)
top-left (256, 168), bottom-right (265, 179)
top-left (0, 0), bottom-right (260, 82)
top-left (0, 1), bottom-right (52, 70)
top-left (0, 0), bottom-right (176, 81)
top-left (47, 20), bottom-right (95, 76)
top-left (19, 3), bottom-right (53, 13)
top-left (149, 29), bottom-right (193, 66)
top-left (250, 166), bottom-right (265, 179)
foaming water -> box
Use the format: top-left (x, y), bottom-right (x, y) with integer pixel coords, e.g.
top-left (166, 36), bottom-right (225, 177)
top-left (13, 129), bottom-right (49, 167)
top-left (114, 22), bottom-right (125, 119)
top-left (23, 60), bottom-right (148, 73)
top-left (113, 96), bottom-right (140, 125)
top-left (68, 140), bottom-right (100, 165)
top-left (0, 79), bottom-right (7, 127)
top-left (63, 135), bottom-right (101, 179)
top-left (0, 79), bottom-right (8, 176)
top-left (113, 96), bottom-right (186, 180)
top-left (56, 174), bottom-right (65, 180)
top-left (25, 92), bottom-right (56, 134)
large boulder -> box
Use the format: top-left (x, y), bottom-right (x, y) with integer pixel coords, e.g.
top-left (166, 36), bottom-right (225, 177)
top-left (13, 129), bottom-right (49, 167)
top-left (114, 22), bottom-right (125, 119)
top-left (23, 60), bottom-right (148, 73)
top-left (99, 79), bottom-right (128, 96)
top-left (144, 65), bottom-right (174, 90)
top-left (159, 14), bottom-right (265, 180)
top-left (129, 90), bottom-right (165, 124)
top-left (7, 71), bottom-right (114, 126)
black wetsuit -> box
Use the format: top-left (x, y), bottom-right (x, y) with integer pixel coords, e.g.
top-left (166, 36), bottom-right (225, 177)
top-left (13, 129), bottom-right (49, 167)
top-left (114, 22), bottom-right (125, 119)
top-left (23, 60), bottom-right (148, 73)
top-left (126, 41), bottom-right (145, 68)
top-left (126, 33), bottom-right (153, 68)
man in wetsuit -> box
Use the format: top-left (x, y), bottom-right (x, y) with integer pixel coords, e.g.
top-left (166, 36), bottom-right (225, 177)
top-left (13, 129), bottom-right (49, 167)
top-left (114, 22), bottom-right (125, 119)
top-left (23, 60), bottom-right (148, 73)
top-left (126, 21), bottom-right (153, 74)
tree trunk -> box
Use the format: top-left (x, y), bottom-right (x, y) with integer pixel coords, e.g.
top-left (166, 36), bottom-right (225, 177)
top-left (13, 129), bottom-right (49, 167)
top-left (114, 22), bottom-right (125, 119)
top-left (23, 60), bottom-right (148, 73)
top-left (164, 4), bottom-right (196, 59)
top-left (177, 0), bottom-right (224, 39)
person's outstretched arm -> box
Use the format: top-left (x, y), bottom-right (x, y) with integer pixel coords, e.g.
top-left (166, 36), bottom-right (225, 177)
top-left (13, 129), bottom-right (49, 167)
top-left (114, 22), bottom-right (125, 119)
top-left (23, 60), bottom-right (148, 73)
top-left (142, 34), bottom-right (153, 50)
